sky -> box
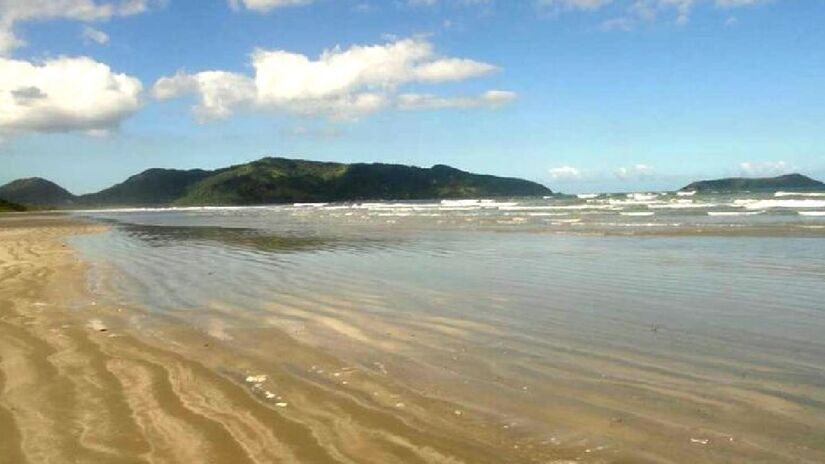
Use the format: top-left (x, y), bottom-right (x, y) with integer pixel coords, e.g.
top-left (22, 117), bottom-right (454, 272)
top-left (0, 0), bottom-right (824, 194)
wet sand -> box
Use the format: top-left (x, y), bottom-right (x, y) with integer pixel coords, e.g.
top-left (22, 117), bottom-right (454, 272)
top-left (0, 215), bottom-right (592, 463)
top-left (5, 214), bottom-right (825, 463)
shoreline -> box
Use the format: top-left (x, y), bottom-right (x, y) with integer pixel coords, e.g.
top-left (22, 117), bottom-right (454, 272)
top-left (0, 215), bottom-right (587, 463)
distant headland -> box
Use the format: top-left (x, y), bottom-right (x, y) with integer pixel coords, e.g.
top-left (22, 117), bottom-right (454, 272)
top-left (681, 173), bottom-right (825, 193)
top-left (0, 157), bottom-right (552, 209)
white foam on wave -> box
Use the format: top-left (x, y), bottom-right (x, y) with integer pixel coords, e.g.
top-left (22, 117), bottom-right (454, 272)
top-left (648, 200), bottom-right (716, 209)
top-left (798, 211), bottom-right (825, 217)
top-left (775, 191), bottom-right (825, 197)
top-left (71, 205), bottom-right (272, 214)
top-left (554, 218), bottom-right (582, 224)
top-left (620, 212), bottom-right (655, 217)
top-left (594, 222), bottom-right (677, 228)
top-left (734, 199), bottom-right (825, 210)
top-left (626, 193), bottom-right (660, 201)
top-left (293, 203), bottom-right (328, 208)
top-left (677, 191), bottom-right (697, 197)
top-left (355, 202), bottom-right (440, 210)
top-left (440, 199), bottom-right (490, 207)
top-left (440, 199), bottom-right (519, 208)
top-left (708, 211), bottom-right (765, 217)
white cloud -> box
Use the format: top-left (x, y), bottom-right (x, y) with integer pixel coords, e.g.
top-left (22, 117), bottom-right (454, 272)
top-left (227, 0), bottom-right (313, 13)
top-left (153, 38), bottom-right (509, 121)
top-left (397, 90), bottom-right (516, 110)
top-left (413, 58), bottom-right (499, 82)
top-left (537, 0), bottom-right (614, 13)
top-left (615, 163), bottom-right (654, 179)
top-left (81, 25), bottom-right (109, 45)
top-left (738, 161), bottom-right (791, 177)
top-left (549, 165), bottom-right (583, 180)
top-left (0, 0), bottom-right (157, 55)
top-left (0, 56), bottom-right (142, 134)
top-left (154, 70), bottom-right (256, 120)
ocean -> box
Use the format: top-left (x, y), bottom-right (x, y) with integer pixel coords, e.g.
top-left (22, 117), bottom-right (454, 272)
top-left (69, 191), bottom-right (825, 462)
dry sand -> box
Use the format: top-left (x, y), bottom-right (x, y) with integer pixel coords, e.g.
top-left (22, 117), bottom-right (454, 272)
top-left (0, 215), bottom-right (591, 464)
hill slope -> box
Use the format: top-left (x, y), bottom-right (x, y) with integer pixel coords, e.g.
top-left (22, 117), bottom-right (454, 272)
top-left (76, 157), bottom-right (551, 206)
top-left (176, 158), bottom-right (551, 206)
top-left (681, 174), bottom-right (825, 193)
top-left (0, 178), bottom-right (76, 206)
top-left (0, 198), bottom-right (26, 212)
top-left (80, 168), bottom-right (216, 206)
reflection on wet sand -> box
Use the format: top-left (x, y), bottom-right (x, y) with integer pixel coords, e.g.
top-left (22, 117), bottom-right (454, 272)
top-left (65, 206), bottom-right (825, 463)
top-left (1, 216), bottom-right (598, 463)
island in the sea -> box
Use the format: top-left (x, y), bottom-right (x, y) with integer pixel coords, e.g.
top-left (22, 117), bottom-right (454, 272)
top-left (0, 157), bottom-right (552, 209)
top-left (681, 173), bottom-right (825, 193)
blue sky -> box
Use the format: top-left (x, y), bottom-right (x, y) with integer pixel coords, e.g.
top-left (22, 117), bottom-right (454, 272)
top-left (1, 0), bottom-right (823, 193)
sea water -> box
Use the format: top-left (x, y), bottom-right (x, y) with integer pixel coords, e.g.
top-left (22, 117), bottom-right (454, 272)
top-left (70, 191), bottom-right (825, 462)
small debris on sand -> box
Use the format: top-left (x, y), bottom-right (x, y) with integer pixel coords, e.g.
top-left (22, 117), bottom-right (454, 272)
top-left (86, 319), bottom-right (108, 332)
top-left (690, 438), bottom-right (710, 445)
top-left (245, 374), bottom-right (268, 383)
top-left (395, 402), bottom-right (405, 408)
top-left (275, 402), bottom-right (288, 408)
top-left (373, 362), bottom-right (388, 375)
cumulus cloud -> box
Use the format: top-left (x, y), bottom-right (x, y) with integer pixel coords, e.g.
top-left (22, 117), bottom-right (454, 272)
top-left (153, 70), bottom-right (257, 120)
top-left (615, 163), bottom-right (654, 179)
top-left (0, 56), bottom-right (142, 134)
top-left (0, 0), bottom-right (157, 54)
top-left (397, 90), bottom-right (516, 110)
top-left (153, 38), bottom-right (509, 121)
top-left (738, 161), bottom-right (791, 177)
top-left (227, 0), bottom-right (313, 13)
top-left (548, 165), bottom-right (583, 181)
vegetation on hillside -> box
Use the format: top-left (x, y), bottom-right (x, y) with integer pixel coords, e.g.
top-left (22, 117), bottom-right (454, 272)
top-left (681, 173), bottom-right (825, 192)
top-left (0, 178), bottom-right (76, 206)
top-left (0, 198), bottom-right (26, 212)
top-left (1, 158), bottom-right (553, 208)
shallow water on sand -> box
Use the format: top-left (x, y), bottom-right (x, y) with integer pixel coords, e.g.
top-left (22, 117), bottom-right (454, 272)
top-left (71, 194), bottom-right (825, 462)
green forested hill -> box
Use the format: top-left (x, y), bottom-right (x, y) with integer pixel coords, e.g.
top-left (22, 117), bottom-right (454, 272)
top-left (76, 157), bottom-right (552, 206)
top-left (681, 174), bottom-right (825, 192)
top-left (173, 158), bottom-right (551, 206)
top-left (0, 178), bottom-right (76, 206)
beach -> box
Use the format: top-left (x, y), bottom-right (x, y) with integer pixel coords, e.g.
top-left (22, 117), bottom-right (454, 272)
top-left (3, 204), bottom-right (825, 463)
top-left (0, 215), bottom-right (585, 464)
